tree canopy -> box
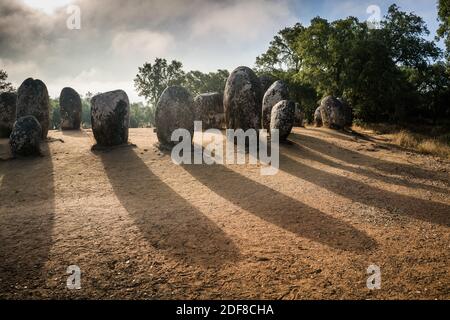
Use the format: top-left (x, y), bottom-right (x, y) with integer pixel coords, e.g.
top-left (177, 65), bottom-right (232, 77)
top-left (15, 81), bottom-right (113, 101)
top-left (0, 70), bottom-right (15, 93)
top-left (255, 4), bottom-right (448, 123)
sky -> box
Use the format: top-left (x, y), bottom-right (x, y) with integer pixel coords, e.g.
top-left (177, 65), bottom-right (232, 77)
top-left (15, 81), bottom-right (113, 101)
top-left (0, 0), bottom-right (443, 102)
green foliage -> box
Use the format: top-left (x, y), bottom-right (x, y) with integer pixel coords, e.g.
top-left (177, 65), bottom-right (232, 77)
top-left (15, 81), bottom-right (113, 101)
top-left (405, 62), bottom-right (450, 123)
top-left (255, 23), bottom-right (304, 73)
top-left (377, 4), bottom-right (441, 68)
top-left (81, 92), bottom-right (93, 128)
top-left (134, 58), bottom-right (185, 108)
top-left (255, 4), bottom-right (447, 124)
top-left (0, 70), bottom-right (14, 93)
top-left (183, 69), bottom-right (229, 95)
top-left (50, 98), bottom-right (60, 129)
top-left (437, 0), bottom-right (450, 61)
top-left (135, 59), bottom-right (230, 127)
top-left (129, 102), bottom-right (155, 128)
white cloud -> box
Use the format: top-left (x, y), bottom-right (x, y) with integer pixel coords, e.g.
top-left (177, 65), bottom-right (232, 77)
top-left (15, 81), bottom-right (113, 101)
top-left (191, 0), bottom-right (296, 43)
top-left (111, 30), bottom-right (175, 58)
top-left (2, 0), bottom-right (300, 102)
top-left (21, 0), bottom-right (73, 14)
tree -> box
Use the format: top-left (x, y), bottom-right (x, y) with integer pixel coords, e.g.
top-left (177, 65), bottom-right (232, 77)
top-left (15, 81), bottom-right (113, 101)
top-left (377, 4), bottom-right (441, 69)
top-left (256, 5), bottom-right (444, 123)
top-left (129, 102), bottom-right (154, 128)
top-left (255, 23), bottom-right (305, 73)
top-left (0, 70), bottom-right (14, 93)
top-left (50, 98), bottom-right (60, 129)
top-left (183, 69), bottom-right (229, 95)
top-left (134, 58), bottom-right (185, 107)
top-left (405, 62), bottom-right (450, 123)
top-left (81, 92), bottom-right (93, 128)
top-left (437, 0), bottom-right (450, 61)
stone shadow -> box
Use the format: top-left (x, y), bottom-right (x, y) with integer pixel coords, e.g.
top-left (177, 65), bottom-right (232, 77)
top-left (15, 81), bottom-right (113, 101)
top-left (98, 147), bottom-right (241, 268)
top-left (0, 142), bottom-right (55, 297)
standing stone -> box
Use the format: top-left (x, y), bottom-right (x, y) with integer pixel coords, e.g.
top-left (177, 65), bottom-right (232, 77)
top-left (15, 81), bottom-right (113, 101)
top-left (16, 78), bottom-right (50, 139)
top-left (91, 90), bottom-right (130, 146)
top-left (320, 96), bottom-right (346, 129)
top-left (262, 80), bottom-right (289, 130)
top-left (155, 86), bottom-right (194, 149)
top-left (259, 75), bottom-right (275, 95)
top-left (270, 100), bottom-right (295, 141)
top-left (0, 92), bottom-right (17, 137)
top-left (224, 66), bottom-right (262, 131)
top-left (60, 87), bottom-right (82, 130)
top-left (194, 92), bottom-right (224, 130)
top-left (314, 107), bottom-right (323, 127)
top-left (294, 102), bottom-right (304, 127)
top-left (10, 116), bottom-right (42, 156)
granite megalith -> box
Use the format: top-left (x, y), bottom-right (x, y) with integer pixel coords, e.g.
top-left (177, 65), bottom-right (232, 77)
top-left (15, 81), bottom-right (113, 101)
top-left (91, 90), bottom-right (130, 146)
top-left (155, 86), bottom-right (195, 149)
top-left (16, 78), bottom-right (50, 139)
top-left (10, 115), bottom-right (42, 156)
top-left (224, 66), bottom-right (262, 131)
top-left (60, 87), bottom-right (82, 130)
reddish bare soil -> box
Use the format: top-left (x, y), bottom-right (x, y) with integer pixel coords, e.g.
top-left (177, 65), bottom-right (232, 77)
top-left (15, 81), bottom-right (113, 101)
top-left (0, 127), bottom-right (449, 299)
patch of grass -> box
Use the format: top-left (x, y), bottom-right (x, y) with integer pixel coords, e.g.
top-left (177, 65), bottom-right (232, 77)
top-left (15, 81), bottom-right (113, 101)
top-left (392, 130), bottom-right (417, 148)
top-left (417, 139), bottom-right (450, 158)
top-left (352, 123), bottom-right (450, 159)
top-left (391, 130), bottom-right (450, 158)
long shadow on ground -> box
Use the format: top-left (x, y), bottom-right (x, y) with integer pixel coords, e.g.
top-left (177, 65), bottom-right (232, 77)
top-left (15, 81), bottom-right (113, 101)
top-left (293, 131), bottom-right (450, 188)
top-left (98, 146), bottom-right (240, 268)
top-left (0, 142), bottom-right (54, 298)
top-left (290, 133), bottom-right (448, 195)
top-left (280, 142), bottom-right (450, 227)
top-left (182, 161), bottom-right (377, 253)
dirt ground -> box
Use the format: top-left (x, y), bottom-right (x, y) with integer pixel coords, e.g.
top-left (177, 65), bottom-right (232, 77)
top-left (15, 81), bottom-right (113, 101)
top-left (0, 127), bottom-right (449, 300)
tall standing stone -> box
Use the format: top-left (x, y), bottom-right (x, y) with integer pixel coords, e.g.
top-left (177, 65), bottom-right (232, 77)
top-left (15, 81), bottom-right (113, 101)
top-left (16, 78), bottom-right (50, 139)
top-left (193, 92), bottom-right (224, 130)
top-left (270, 100), bottom-right (295, 141)
top-left (91, 90), bottom-right (130, 146)
top-left (320, 96), bottom-right (346, 129)
top-left (262, 80), bottom-right (289, 130)
top-left (60, 87), bottom-right (82, 130)
top-left (259, 75), bottom-right (275, 96)
top-left (224, 66), bottom-right (262, 131)
top-left (0, 92), bottom-right (17, 138)
top-left (10, 115), bottom-right (42, 156)
top-left (155, 86), bottom-right (195, 149)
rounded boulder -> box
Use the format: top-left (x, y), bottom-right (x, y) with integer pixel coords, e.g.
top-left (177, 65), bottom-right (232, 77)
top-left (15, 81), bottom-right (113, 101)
top-left (270, 100), bottom-right (295, 141)
top-left (10, 115), bottom-right (42, 156)
top-left (60, 87), bottom-right (82, 130)
top-left (320, 96), bottom-right (346, 129)
top-left (262, 80), bottom-right (289, 130)
top-left (16, 78), bottom-right (50, 139)
top-left (224, 66), bottom-right (262, 131)
top-left (91, 90), bottom-right (130, 146)
top-left (259, 75), bottom-right (275, 96)
top-left (194, 92), bottom-right (224, 130)
top-left (155, 86), bottom-right (195, 149)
